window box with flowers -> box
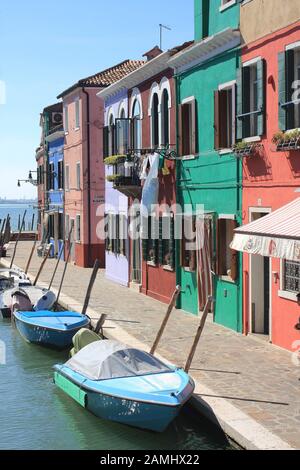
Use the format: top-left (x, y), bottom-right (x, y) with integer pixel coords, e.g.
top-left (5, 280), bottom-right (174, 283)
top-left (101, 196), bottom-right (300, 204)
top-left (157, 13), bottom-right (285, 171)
top-left (272, 130), bottom-right (300, 151)
top-left (232, 140), bottom-right (260, 158)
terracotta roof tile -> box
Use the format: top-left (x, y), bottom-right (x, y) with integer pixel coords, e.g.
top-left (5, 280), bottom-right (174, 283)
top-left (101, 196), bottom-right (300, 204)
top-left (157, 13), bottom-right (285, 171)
top-left (58, 60), bottom-right (145, 98)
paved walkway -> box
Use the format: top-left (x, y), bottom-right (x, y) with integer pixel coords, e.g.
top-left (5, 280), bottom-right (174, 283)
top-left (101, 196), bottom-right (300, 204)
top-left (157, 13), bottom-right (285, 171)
top-left (1, 241), bottom-right (300, 450)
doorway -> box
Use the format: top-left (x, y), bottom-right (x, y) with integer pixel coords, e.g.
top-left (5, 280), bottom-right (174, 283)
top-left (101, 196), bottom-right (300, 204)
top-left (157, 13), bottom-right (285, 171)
top-left (249, 209), bottom-right (271, 338)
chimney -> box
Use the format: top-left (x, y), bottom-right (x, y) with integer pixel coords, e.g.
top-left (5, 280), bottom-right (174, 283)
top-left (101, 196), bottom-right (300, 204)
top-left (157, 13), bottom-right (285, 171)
top-left (142, 46), bottom-right (163, 62)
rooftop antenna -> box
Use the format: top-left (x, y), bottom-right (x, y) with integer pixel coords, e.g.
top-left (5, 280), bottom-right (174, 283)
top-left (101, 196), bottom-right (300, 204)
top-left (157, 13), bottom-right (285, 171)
top-left (159, 23), bottom-right (172, 51)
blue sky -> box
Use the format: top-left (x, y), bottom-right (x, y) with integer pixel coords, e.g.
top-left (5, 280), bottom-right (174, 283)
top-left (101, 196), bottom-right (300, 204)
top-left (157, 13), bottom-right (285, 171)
top-left (0, 0), bottom-right (194, 199)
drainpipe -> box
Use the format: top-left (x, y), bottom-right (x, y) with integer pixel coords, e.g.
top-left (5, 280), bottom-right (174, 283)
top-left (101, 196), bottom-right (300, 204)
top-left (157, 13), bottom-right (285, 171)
top-left (82, 87), bottom-right (91, 267)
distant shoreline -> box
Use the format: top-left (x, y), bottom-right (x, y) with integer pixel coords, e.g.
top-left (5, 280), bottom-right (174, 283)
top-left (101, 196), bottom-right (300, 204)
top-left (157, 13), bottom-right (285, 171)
top-left (0, 200), bottom-right (37, 205)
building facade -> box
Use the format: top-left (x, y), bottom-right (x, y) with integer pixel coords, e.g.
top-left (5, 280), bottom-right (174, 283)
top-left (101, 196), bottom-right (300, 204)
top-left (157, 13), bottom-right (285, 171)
top-left (236, 0), bottom-right (300, 350)
top-left (169, 0), bottom-right (243, 331)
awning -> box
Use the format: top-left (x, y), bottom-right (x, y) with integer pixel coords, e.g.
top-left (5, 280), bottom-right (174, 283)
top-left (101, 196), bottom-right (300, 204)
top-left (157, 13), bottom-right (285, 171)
top-left (230, 198), bottom-right (300, 261)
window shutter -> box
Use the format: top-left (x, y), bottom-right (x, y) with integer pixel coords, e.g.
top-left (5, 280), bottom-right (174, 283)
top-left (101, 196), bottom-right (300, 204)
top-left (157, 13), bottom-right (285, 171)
top-left (190, 99), bottom-right (197, 155)
top-left (103, 126), bottom-right (109, 158)
top-left (257, 59), bottom-right (266, 136)
top-left (142, 217), bottom-right (149, 261)
top-left (286, 49), bottom-right (295, 130)
top-left (214, 91), bottom-right (220, 150)
top-left (236, 68), bottom-right (243, 140)
top-left (170, 216), bottom-right (175, 270)
top-left (180, 217), bottom-right (186, 267)
top-left (189, 216), bottom-right (197, 272)
top-left (216, 218), bottom-right (222, 276)
top-left (230, 220), bottom-right (238, 282)
top-left (158, 217), bottom-right (163, 265)
top-left (116, 214), bottom-right (120, 254)
top-left (278, 52), bottom-right (287, 131)
top-left (178, 104), bottom-right (183, 156)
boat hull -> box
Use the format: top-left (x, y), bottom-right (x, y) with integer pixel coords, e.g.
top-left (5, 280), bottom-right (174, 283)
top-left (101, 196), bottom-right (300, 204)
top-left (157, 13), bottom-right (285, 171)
top-left (14, 317), bottom-right (88, 349)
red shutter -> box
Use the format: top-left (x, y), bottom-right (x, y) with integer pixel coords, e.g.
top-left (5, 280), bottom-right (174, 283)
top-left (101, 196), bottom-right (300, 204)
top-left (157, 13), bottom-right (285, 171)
top-left (178, 104), bottom-right (183, 156)
top-left (190, 99), bottom-right (197, 155)
top-left (230, 219), bottom-right (238, 281)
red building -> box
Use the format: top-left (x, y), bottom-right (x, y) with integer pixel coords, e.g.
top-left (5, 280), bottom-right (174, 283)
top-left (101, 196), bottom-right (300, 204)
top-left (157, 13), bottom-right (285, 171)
top-left (232, 1), bottom-right (300, 351)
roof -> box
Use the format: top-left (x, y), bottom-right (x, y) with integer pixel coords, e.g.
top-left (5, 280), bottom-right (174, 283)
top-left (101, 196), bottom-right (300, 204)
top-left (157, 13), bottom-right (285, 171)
top-left (168, 28), bottom-right (240, 73)
top-left (97, 40), bottom-right (193, 101)
top-left (57, 60), bottom-right (145, 99)
top-left (231, 198), bottom-right (300, 261)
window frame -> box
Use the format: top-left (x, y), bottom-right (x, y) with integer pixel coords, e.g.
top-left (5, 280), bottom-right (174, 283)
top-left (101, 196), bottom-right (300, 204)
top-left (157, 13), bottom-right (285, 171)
top-left (179, 96), bottom-right (197, 159)
top-left (215, 80), bottom-right (236, 151)
top-left (279, 259), bottom-right (300, 302)
top-left (161, 88), bottom-right (170, 147)
top-left (76, 214), bottom-right (81, 243)
top-left (75, 99), bottom-right (80, 130)
top-left (216, 215), bottom-right (238, 282)
top-left (64, 105), bottom-right (69, 134)
top-left (76, 162), bottom-right (81, 190)
top-left (65, 164), bottom-right (70, 191)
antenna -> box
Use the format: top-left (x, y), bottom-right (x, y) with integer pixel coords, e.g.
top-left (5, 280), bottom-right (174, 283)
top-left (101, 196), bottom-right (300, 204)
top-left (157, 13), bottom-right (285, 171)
top-left (159, 23), bottom-right (172, 50)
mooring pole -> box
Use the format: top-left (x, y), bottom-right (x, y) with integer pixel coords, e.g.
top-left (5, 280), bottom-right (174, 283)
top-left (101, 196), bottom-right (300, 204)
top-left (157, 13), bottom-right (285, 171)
top-left (25, 234), bottom-right (38, 275)
top-left (53, 242), bottom-right (73, 311)
top-left (33, 245), bottom-right (51, 286)
top-left (82, 259), bottom-right (100, 316)
top-left (150, 285), bottom-right (181, 355)
top-left (10, 210), bottom-right (27, 269)
top-left (184, 296), bottom-right (213, 373)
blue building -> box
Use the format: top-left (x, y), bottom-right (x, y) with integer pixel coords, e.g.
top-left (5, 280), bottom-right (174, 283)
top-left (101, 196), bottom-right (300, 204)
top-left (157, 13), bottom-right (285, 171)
top-left (45, 125), bottom-right (65, 259)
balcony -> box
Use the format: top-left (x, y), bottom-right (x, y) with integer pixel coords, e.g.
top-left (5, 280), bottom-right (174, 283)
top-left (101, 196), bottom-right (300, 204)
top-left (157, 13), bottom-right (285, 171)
top-left (105, 155), bottom-right (142, 198)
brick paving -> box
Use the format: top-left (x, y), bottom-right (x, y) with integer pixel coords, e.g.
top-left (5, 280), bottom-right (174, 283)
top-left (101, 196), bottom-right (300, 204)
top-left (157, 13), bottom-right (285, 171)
top-left (2, 241), bottom-right (300, 449)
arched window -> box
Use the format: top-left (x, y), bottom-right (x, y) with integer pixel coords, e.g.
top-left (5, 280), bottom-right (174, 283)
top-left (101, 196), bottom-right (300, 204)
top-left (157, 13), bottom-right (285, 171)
top-left (151, 93), bottom-right (159, 148)
top-left (132, 99), bottom-right (141, 150)
top-left (161, 89), bottom-right (169, 146)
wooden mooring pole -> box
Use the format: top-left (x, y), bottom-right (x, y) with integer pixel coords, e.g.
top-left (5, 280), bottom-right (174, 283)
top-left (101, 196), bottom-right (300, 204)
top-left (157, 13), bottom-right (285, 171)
top-left (150, 285), bottom-right (181, 355)
top-left (10, 210), bottom-right (27, 269)
top-left (33, 245), bottom-right (51, 286)
top-left (184, 295), bottom-right (213, 373)
top-left (53, 242), bottom-right (73, 311)
top-left (82, 259), bottom-right (100, 316)
top-left (25, 234), bottom-right (38, 275)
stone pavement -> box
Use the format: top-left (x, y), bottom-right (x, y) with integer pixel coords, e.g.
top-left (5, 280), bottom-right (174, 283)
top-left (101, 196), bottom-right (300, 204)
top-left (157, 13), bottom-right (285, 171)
top-left (1, 241), bottom-right (300, 450)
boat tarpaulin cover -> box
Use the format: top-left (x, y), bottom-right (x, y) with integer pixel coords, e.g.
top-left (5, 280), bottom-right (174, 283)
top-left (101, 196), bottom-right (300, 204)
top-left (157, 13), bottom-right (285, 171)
top-left (230, 198), bottom-right (300, 261)
top-left (66, 340), bottom-right (171, 381)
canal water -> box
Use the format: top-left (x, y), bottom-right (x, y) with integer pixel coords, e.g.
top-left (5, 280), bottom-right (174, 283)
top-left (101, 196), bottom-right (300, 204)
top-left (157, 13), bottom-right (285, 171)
top-left (0, 320), bottom-right (232, 450)
top-left (0, 203), bottom-right (37, 231)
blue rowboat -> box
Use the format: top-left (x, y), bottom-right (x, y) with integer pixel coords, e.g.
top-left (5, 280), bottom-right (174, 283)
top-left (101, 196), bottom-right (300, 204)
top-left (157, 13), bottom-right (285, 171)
top-left (13, 310), bottom-right (90, 349)
top-left (54, 340), bottom-right (195, 432)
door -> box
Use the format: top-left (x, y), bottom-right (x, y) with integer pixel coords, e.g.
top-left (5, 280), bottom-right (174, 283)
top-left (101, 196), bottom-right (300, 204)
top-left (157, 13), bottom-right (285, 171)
top-left (250, 211), bottom-right (271, 336)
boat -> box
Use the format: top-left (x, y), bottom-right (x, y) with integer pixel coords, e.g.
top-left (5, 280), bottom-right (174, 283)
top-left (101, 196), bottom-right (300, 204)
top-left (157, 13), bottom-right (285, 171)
top-left (54, 340), bottom-right (195, 432)
top-left (1, 286), bottom-right (56, 318)
top-left (13, 310), bottom-right (90, 349)
top-left (0, 268), bottom-right (32, 318)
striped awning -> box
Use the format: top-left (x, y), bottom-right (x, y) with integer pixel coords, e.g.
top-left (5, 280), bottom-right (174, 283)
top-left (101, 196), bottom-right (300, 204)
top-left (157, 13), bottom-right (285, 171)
top-left (230, 198), bottom-right (300, 261)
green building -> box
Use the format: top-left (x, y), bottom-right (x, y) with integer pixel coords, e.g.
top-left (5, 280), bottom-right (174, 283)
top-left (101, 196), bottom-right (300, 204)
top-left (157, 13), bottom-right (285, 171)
top-left (168, 0), bottom-right (242, 332)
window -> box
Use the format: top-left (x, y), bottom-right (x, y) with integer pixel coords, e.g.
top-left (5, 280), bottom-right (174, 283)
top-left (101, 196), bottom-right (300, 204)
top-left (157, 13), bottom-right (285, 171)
top-left (48, 162), bottom-right (55, 190)
top-left (76, 215), bottom-right (81, 242)
top-left (105, 213), bottom-right (125, 255)
top-left (58, 161), bottom-right (64, 189)
top-left (65, 214), bottom-right (70, 239)
top-left (181, 215), bottom-right (196, 271)
top-left (178, 99), bottom-right (197, 157)
top-left (76, 162), bottom-right (81, 190)
top-left (48, 214), bottom-right (54, 239)
top-left (278, 46), bottom-right (300, 131)
top-left (64, 105), bottom-right (69, 133)
top-left (214, 83), bottom-right (235, 149)
top-left (75, 100), bottom-right (80, 129)
top-left (142, 215), bottom-right (175, 269)
top-left (283, 260), bottom-right (300, 293)
top-left (236, 59), bottom-right (265, 139)
top-left (38, 165), bottom-right (44, 185)
top-left (151, 93), bottom-right (159, 148)
top-left (161, 89), bottom-right (170, 147)
top-left (132, 99), bottom-right (141, 150)
top-left (216, 218), bottom-right (238, 281)
top-left (116, 113), bottom-right (130, 155)
top-left (65, 165), bottom-right (70, 191)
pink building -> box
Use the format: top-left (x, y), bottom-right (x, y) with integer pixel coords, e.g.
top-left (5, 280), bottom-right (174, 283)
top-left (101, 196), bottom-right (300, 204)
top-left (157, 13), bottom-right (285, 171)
top-left (57, 61), bottom-right (143, 267)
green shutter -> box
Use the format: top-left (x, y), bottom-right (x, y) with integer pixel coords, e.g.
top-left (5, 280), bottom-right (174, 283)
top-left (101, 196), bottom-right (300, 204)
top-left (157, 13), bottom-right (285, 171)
top-left (257, 59), bottom-right (266, 136)
top-left (158, 217), bottom-right (163, 265)
top-left (170, 216), bottom-right (175, 270)
top-left (278, 51), bottom-right (287, 131)
top-left (236, 68), bottom-right (243, 140)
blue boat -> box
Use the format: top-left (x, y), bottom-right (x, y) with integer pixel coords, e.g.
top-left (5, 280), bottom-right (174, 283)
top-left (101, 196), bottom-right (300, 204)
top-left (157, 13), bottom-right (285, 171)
top-left (13, 310), bottom-right (90, 349)
top-left (54, 340), bottom-right (195, 432)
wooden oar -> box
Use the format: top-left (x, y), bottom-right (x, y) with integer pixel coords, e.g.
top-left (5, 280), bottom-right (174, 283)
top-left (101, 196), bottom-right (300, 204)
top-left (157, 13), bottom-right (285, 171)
top-left (82, 259), bottom-right (100, 316)
top-left (150, 285), bottom-right (181, 355)
top-left (33, 245), bottom-right (51, 286)
top-left (184, 295), bottom-right (213, 373)
top-left (25, 234), bottom-right (38, 275)
top-left (10, 210), bottom-right (27, 269)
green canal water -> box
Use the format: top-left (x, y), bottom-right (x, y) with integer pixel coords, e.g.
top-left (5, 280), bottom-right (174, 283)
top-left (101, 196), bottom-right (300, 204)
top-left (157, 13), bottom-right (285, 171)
top-left (0, 320), bottom-right (232, 450)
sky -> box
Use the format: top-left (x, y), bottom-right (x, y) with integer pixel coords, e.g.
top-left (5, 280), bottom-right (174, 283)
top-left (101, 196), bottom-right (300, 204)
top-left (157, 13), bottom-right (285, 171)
top-left (0, 0), bottom-right (194, 199)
